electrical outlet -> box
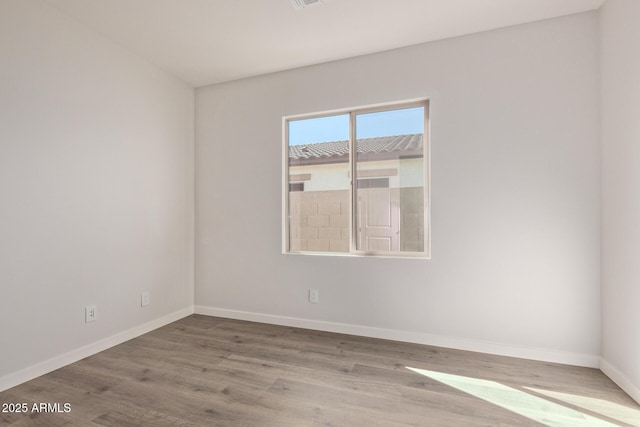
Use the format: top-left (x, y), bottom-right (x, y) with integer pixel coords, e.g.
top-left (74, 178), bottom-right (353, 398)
top-left (309, 289), bottom-right (319, 304)
top-left (85, 305), bottom-right (97, 323)
top-left (141, 292), bottom-right (150, 307)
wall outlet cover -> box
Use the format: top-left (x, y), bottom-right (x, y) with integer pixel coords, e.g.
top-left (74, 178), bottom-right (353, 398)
top-left (309, 289), bottom-right (319, 304)
top-left (141, 292), bottom-right (150, 307)
top-left (85, 305), bottom-right (97, 323)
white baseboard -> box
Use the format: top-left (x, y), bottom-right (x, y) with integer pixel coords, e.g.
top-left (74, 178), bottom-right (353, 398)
top-left (194, 306), bottom-right (600, 368)
top-left (600, 358), bottom-right (640, 405)
top-left (0, 305), bottom-right (195, 393)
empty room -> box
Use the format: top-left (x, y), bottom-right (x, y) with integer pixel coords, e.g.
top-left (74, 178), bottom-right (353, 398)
top-left (1, 0), bottom-right (639, 425)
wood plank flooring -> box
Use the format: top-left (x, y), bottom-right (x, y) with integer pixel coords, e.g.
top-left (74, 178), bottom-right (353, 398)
top-left (1, 315), bottom-right (638, 426)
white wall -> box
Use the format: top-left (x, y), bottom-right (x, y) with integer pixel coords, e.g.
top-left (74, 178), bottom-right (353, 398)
top-left (196, 12), bottom-right (601, 366)
top-left (600, 0), bottom-right (640, 403)
top-left (0, 0), bottom-right (194, 389)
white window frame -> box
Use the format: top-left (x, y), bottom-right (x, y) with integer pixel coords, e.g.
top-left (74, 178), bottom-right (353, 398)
top-left (282, 98), bottom-right (430, 259)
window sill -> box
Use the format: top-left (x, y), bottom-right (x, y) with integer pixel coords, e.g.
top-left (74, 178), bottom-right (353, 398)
top-left (283, 250), bottom-right (430, 260)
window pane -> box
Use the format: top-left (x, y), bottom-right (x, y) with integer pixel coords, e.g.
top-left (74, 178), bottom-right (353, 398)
top-left (354, 107), bottom-right (424, 253)
top-left (288, 114), bottom-right (350, 253)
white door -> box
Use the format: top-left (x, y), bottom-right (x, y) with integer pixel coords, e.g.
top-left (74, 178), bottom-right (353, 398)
top-left (357, 188), bottom-right (400, 252)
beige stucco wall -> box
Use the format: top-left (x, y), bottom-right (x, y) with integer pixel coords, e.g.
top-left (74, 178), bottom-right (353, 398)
top-left (288, 187), bottom-right (424, 253)
top-left (289, 190), bottom-right (350, 252)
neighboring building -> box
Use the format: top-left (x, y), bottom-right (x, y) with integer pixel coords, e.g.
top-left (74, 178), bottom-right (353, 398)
top-left (287, 134), bottom-right (425, 253)
top-left (288, 133), bottom-right (424, 191)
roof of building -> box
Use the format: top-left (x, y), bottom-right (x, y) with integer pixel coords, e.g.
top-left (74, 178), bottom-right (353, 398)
top-left (289, 134), bottom-right (423, 166)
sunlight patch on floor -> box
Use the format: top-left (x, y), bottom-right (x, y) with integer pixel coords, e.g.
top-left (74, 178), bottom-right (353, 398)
top-left (525, 387), bottom-right (640, 427)
top-left (406, 367), bottom-right (619, 427)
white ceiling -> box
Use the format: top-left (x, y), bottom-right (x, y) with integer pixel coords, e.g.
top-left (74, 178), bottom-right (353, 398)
top-left (44, 0), bottom-right (605, 87)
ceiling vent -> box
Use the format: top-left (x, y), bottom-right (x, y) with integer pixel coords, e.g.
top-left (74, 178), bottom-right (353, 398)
top-left (290, 0), bottom-right (325, 10)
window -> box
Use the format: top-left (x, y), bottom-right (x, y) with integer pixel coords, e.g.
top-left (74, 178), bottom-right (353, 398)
top-left (289, 182), bottom-right (305, 192)
top-left (283, 100), bottom-right (429, 258)
top-left (357, 178), bottom-right (389, 189)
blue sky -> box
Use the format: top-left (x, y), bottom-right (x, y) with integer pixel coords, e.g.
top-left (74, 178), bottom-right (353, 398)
top-left (288, 107), bottom-right (424, 146)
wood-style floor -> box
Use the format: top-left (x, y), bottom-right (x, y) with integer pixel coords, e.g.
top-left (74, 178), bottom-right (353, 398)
top-left (1, 315), bottom-right (638, 426)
